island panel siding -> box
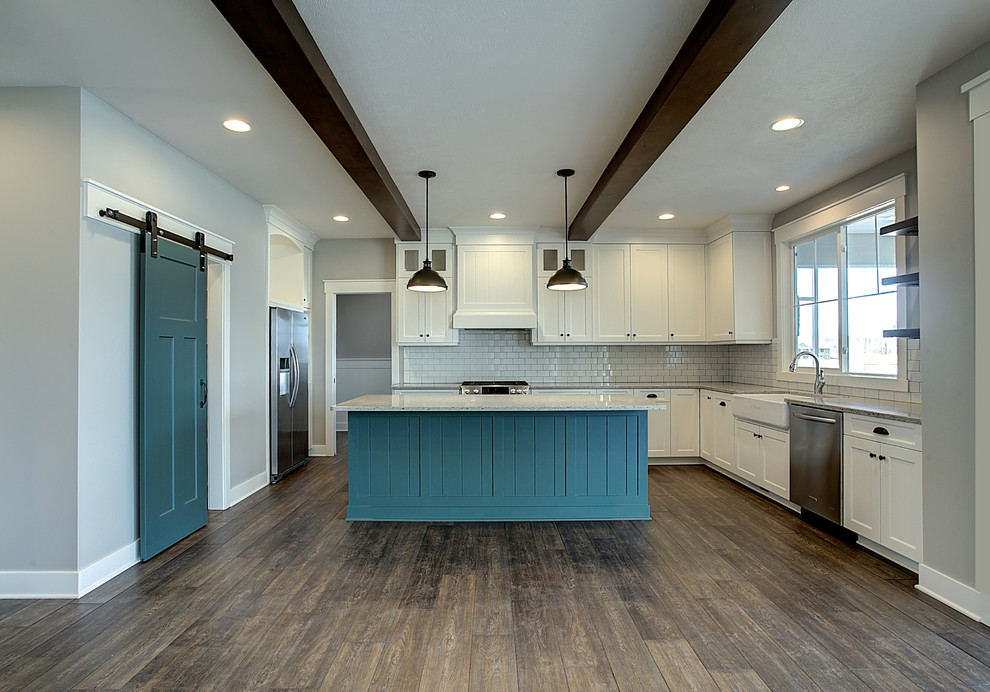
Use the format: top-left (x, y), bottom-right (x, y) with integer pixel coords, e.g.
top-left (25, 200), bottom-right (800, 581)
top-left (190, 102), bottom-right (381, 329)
top-left (347, 410), bottom-right (650, 521)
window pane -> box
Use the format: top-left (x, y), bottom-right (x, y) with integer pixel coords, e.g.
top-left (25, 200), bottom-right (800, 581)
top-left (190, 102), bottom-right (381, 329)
top-left (846, 216), bottom-right (878, 298)
top-left (404, 249), bottom-right (420, 272)
top-left (431, 248), bottom-right (446, 272)
top-left (815, 233), bottom-right (839, 302)
top-left (878, 231), bottom-right (898, 292)
top-left (543, 248), bottom-right (558, 272)
top-left (794, 240), bottom-right (816, 304)
top-left (571, 249), bottom-right (586, 271)
top-left (848, 294), bottom-right (898, 375)
top-left (796, 304), bottom-right (815, 353)
top-left (817, 300), bottom-right (840, 370)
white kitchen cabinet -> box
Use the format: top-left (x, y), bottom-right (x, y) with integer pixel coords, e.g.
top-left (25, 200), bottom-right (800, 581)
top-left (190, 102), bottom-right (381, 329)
top-left (266, 206), bottom-right (317, 311)
top-left (670, 389), bottom-right (700, 455)
top-left (733, 419), bottom-right (790, 500)
top-left (666, 244), bottom-right (707, 341)
top-left (700, 391), bottom-right (735, 472)
top-left (706, 231), bottom-right (772, 343)
top-left (396, 243), bottom-right (457, 345)
top-left (593, 245), bottom-right (633, 342)
top-left (628, 245), bottom-right (669, 341)
top-left (639, 390), bottom-right (670, 458)
top-left (534, 244), bottom-right (593, 344)
top-left (843, 415), bottom-right (923, 562)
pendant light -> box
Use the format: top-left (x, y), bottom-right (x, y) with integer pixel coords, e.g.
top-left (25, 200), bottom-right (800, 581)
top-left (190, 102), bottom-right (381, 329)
top-left (547, 168), bottom-right (588, 291)
top-left (407, 170), bottom-right (448, 292)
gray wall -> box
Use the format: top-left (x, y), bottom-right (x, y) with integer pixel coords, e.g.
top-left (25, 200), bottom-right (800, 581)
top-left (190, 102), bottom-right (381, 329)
top-left (0, 88), bottom-right (82, 573)
top-left (310, 238), bottom-right (395, 447)
top-left (916, 41), bottom-right (990, 588)
top-left (337, 293), bottom-right (391, 359)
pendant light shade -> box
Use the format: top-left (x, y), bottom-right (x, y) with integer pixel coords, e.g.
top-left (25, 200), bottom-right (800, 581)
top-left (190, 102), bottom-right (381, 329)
top-left (407, 170), bottom-right (448, 293)
top-left (547, 168), bottom-right (587, 291)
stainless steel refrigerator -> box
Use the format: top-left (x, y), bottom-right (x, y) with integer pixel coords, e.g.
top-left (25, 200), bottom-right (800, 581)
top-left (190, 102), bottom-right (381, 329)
top-left (270, 307), bottom-right (309, 482)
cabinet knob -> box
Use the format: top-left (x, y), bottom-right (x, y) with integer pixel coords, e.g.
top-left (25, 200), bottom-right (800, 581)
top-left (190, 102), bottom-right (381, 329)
top-left (879, 455), bottom-right (887, 461)
top-left (419, 334), bottom-right (424, 337)
top-left (566, 333), bottom-right (570, 337)
top-left (560, 333), bottom-right (564, 337)
top-left (670, 333), bottom-right (674, 337)
top-left (869, 452), bottom-right (877, 459)
top-left (719, 401), bottom-right (726, 407)
top-left (425, 333), bottom-right (430, 337)
top-left (728, 331), bottom-right (733, 335)
top-left (626, 333), bottom-right (631, 337)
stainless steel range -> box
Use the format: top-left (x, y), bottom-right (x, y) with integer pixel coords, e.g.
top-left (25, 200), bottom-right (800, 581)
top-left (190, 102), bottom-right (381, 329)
top-left (460, 380), bottom-right (530, 395)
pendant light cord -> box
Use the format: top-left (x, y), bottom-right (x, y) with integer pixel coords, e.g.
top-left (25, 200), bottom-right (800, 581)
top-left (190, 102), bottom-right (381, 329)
top-left (424, 174), bottom-right (429, 255)
top-left (563, 173), bottom-right (569, 260)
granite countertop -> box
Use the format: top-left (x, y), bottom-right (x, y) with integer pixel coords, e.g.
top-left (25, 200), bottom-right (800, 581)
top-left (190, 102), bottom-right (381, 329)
top-left (389, 382), bottom-right (921, 422)
top-left (335, 393), bottom-right (667, 412)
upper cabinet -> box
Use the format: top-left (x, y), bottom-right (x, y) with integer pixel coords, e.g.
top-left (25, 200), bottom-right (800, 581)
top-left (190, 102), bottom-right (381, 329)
top-left (667, 244), bottom-right (707, 341)
top-left (706, 231), bottom-right (773, 343)
top-left (265, 206), bottom-right (317, 311)
top-left (395, 240), bottom-right (458, 346)
top-left (534, 243), bottom-right (592, 344)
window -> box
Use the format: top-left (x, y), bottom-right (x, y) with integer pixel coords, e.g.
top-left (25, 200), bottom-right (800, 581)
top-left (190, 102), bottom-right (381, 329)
top-left (791, 203), bottom-right (899, 376)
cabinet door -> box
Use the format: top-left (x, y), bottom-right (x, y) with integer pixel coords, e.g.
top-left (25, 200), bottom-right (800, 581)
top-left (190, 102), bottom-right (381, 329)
top-left (667, 244), bottom-right (707, 341)
top-left (843, 437), bottom-right (882, 542)
top-left (425, 289), bottom-right (455, 344)
top-left (731, 233), bottom-right (773, 342)
top-left (713, 397), bottom-right (735, 470)
top-left (593, 245), bottom-right (631, 341)
top-left (706, 234), bottom-right (734, 341)
top-left (761, 427), bottom-right (790, 499)
top-left (647, 405), bottom-right (670, 457)
top-left (536, 285), bottom-right (565, 343)
top-left (882, 446), bottom-right (923, 561)
top-left (629, 245), bottom-right (668, 341)
top-left (564, 288), bottom-right (593, 341)
top-left (670, 389), bottom-right (699, 455)
top-left (733, 420), bottom-right (761, 482)
top-left (699, 392), bottom-right (714, 461)
top-left (396, 288), bottom-right (426, 344)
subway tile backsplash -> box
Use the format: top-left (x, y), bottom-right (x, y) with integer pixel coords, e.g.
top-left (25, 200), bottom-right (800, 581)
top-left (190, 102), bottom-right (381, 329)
top-left (402, 330), bottom-right (921, 404)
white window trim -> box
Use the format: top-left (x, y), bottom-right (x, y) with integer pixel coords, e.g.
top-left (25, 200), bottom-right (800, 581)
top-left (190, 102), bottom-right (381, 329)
top-left (774, 175), bottom-right (909, 393)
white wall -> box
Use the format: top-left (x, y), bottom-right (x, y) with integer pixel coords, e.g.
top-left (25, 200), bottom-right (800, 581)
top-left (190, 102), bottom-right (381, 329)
top-left (916, 41), bottom-right (990, 601)
top-left (0, 88), bottom-right (82, 579)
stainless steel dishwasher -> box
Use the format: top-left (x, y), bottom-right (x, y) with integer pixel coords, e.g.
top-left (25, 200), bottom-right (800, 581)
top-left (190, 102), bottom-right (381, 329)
top-left (789, 405), bottom-right (843, 524)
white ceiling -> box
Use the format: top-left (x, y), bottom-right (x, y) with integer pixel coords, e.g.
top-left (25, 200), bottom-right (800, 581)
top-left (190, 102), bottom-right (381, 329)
top-left (3, 0), bottom-right (990, 239)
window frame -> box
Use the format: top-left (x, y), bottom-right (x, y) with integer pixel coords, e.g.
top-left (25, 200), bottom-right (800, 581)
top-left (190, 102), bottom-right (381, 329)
top-left (774, 175), bottom-right (909, 392)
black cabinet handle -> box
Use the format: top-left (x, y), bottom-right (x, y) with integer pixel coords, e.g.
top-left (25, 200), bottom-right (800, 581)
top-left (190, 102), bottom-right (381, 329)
top-left (199, 378), bottom-right (208, 408)
top-left (719, 401), bottom-right (726, 407)
top-left (647, 393), bottom-right (658, 398)
top-left (869, 452), bottom-right (877, 458)
top-left (879, 455), bottom-right (887, 461)
top-left (873, 426), bottom-right (889, 435)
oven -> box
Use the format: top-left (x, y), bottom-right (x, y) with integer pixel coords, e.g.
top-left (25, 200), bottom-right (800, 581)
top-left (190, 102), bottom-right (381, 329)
top-left (460, 380), bottom-right (530, 395)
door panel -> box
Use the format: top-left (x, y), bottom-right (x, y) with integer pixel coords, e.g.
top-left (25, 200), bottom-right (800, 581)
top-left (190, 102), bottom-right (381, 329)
top-left (140, 239), bottom-right (208, 561)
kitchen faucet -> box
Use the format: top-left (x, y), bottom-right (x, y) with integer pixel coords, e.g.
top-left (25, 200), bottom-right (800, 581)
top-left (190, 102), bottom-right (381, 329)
top-left (789, 350), bottom-right (826, 395)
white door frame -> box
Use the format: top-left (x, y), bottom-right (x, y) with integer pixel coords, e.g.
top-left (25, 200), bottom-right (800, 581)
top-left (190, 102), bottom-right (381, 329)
top-left (324, 280), bottom-right (398, 456)
top-left (207, 259), bottom-right (232, 510)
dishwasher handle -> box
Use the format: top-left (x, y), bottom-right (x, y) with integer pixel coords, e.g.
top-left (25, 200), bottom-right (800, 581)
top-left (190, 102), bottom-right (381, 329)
top-left (793, 411), bottom-right (838, 424)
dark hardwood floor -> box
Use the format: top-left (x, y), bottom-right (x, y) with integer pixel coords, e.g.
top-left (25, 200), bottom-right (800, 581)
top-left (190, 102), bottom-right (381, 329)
top-left (2, 434), bottom-right (988, 691)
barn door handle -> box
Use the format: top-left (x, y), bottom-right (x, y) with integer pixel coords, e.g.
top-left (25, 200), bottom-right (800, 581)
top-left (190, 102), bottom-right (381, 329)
top-left (199, 378), bottom-right (208, 408)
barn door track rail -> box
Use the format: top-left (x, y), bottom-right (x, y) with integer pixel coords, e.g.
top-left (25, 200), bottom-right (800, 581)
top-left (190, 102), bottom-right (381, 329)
top-left (100, 208), bottom-right (234, 270)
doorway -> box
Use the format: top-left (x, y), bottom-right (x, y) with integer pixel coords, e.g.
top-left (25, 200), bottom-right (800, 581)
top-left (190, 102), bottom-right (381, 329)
top-left (325, 280), bottom-right (398, 455)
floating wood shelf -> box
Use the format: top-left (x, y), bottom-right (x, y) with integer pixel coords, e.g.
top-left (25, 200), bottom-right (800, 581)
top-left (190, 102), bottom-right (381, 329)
top-left (883, 328), bottom-right (920, 339)
top-left (879, 216), bottom-right (918, 236)
top-left (882, 272), bottom-right (920, 287)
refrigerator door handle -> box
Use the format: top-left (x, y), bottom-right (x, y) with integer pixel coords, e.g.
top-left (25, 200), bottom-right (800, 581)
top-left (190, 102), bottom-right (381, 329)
top-left (289, 344), bottom-right (300, 407)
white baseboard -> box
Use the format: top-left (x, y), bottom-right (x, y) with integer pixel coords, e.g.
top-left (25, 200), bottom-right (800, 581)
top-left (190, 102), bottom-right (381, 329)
top-left (309, 445), bottom-right (331, 457)
top-left (78, 541), bottom-right (139, 596)
top-left (917, 563), bottom-right (985, 622)
top-left (0, 540), bottom-right (139, 599)
top-left (855, 536), bottom-right (918, 573)
top-left (229, 471), bottom-right (269, 507)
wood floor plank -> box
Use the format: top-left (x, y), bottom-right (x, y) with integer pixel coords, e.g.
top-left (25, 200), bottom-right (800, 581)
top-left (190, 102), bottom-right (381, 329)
top-left (564, 666), bottom-right (620, 692)
top-left (472, 524), bottom-right (513, 637)
top-left (708, 668), bottom-right (773, 692)
top-left (469, 634), bottom-right (518, 692)
top-left (646, 639), bottom-right (720, 692)
top-left (367, 608), bottom-right (435, 691)
top-left (511, 592), bottom-right (569, 692)
top-left (319, 640), bottom-right (385, 692)
top-left (419, 573), bottom-right (476, 691)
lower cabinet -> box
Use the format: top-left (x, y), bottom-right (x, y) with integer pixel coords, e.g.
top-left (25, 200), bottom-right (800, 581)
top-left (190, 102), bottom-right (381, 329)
top-left (733, 420), bottom-right (789, 499)
top-left (700, 391), bottom-right (734, 471)
top-left (843, 415), bottom-right (923, 562)
top-left (639, 389), bottom-right (699, 459)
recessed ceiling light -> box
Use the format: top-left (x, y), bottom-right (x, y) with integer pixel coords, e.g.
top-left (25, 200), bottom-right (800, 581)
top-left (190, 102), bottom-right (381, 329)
top-left (332, 215), bottom-right (349, 222)
top-left (489, 212), bottom-right (506, 220)
top-left (770, 117), bottom-right (804, 132)
top-left (658, 213), bottom-right (675, 220)
top-left (776, 184), bottom-right (791, 192)
top-left (222, 118), bottom-right (251, 133)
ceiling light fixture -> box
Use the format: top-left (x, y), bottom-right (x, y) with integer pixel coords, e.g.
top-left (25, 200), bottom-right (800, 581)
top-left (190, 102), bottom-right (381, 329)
top-left (770, 117), bottom-right (804, 132)
top-left (407, 170), bottom-right (448, 293)
top-left (775, 185), bottom-right (791, 192)
top-left (489, 212), bottom-right (506, 220)
top-left (547, 169), bottom-right (588, 292)
top-left (222, 118), bottom-right (251, 133)
top-left (332, 215), bottom-right (349, 222)
top-left (658, 213), bottom-right (676, 220)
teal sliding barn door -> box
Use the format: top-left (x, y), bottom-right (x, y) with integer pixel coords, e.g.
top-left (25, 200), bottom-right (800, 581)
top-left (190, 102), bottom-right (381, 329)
top-left (139, 238), bottom-right (208, 561)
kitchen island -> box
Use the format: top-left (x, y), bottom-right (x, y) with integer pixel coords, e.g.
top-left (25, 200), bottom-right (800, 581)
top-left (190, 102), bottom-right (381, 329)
top-left (334, 393), bottom-right (665, 521)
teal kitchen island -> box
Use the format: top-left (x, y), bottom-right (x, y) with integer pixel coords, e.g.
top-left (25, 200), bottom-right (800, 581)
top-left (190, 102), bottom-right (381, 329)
top-left (335, 393), bottom-right (663, 521)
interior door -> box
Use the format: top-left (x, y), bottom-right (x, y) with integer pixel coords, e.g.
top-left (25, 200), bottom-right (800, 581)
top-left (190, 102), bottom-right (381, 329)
top-left (139, 238), bottom-right (208, 561)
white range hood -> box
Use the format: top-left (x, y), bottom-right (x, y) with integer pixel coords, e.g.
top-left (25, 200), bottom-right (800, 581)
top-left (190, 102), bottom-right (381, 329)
top-left (451, 228), bottom-right (538, 329)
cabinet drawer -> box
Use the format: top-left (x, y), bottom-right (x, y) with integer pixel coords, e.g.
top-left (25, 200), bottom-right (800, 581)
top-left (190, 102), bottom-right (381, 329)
top-left (844, 414), bottom-right (922, 450)
top-left (635, 389), bottom-right (670, 401)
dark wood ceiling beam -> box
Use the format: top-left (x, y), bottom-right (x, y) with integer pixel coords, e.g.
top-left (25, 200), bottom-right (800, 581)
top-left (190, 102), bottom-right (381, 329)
top-left (211, 0), bottom-right (421, 240)
top-left (568, 0), bottom-right (792, 240)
